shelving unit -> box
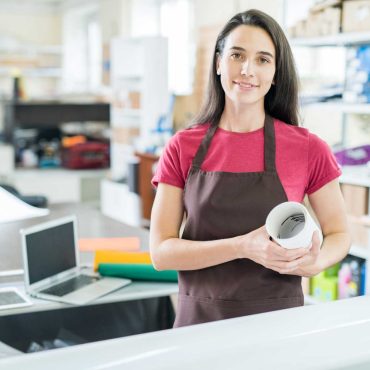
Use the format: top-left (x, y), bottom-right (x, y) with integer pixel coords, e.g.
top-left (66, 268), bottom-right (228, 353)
top-left (110, 36), bottom-right (168, 133)
top-left (101, 36), bottom-right (168, 227)
top-left (290, 31), bottom-right (370, 47)
top-left (0, 42), bottom-right (62, 100)
top-left (291, 31), bottom-right (370, 303)
top-left (0, 44), bottom-right (62, 80)
top-left (3, 101), bottom-right (110, 143)
top-left (339, 166), bottom-right (370, 263)
top-left (340, 165), bottom-right (370, 188)
top-left (109, 36), bottom-right (168, 181)
top-left (0, 67), bottom-right (61, 78)
top-left (302, 102), bottom-right (370, 115)
top-left (349, 244), bottom-right (370, 260)
top-left (0, 44), bottom-right (62, 55)
top-left (292, 31), bottom-right (370, 146)
top-left (1, 101), bottom-right (110, 204)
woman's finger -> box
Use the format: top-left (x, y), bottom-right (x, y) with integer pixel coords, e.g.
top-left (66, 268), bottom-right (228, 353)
top-left (268, 242), bottom-right (309, 260)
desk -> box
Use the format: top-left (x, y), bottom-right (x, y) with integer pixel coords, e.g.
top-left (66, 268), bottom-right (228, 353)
top-left (2, 296), bottom-right (370, 369)
top-left (0, 203), bottom-right (177, 353)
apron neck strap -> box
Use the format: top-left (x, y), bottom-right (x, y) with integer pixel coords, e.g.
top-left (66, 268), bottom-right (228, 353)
top-left (192, 123), bottom-right (218, 169)
top-left (263, 114), bottom-right (276, 172)
top-left (191, 115), bottom-right (277, 172)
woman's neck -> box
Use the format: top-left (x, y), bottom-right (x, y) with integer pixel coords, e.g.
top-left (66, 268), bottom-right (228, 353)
top-left (218, 102), bottom-right (265, 133)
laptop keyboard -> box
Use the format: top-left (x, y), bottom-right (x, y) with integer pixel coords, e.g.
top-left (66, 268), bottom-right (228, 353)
top-left (0, 291), bottom-right (26, 306)
top-left (40, 275), bottom-right (99, 297)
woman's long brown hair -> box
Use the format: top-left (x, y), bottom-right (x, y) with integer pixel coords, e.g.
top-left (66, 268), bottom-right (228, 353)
top-left (192, 9), bottom-right (300, 127)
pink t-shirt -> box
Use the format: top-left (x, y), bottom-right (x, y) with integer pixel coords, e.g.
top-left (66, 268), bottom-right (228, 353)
top-left (152, 119), bottom-right (341, 201)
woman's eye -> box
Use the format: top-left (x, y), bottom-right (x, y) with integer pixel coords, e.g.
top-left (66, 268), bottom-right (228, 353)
top-left (231, 53), bottom-right (242, 60)
top-left (259, 57), bottom-right (270, 64)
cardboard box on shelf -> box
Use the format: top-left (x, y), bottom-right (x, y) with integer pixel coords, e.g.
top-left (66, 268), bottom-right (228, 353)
top-left (309, 13), bottom-right (322, 36)
top-left (294, 19), bottom-right (308, 37)
top-left (341, 183), bottom-right (369, 247)
top-left (310, 6), bottom-right (342, 36)
top-left (111, 127), bottom-right (140, 145)
top-left (290, 1), bottom-right (342, 38)
top-left (322, 7), bottom-right (342, 35)
top-left (310, 0), bottom-right (342, 13)
top-left (0, 57), bottom-right (38, 68)
top-left (128, 91), bottom-right (141, 109)
top-left (173, 94), bottom-right (198, 131)
top-left (342, 0), bottom-right (370, 33)
top-left (111, 91), bottom-right (141, 110)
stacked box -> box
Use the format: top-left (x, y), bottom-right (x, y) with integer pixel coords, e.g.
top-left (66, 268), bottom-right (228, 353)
top-left (311, 272), bottom-right (338, 302)
top-left (288, 2), bottom-right (342, 38)
top-left (344, 45), bottom-right (370, 103)
top-left (310, 257), bottom-right (367, 302)
top-left (338, 256), bottom-right (366, 299)
top-left (340, 184), bottom-right (369, 248)
top-left (310, 263), bottom-right (340, 302)
top-left (342, 0), bottom-right (370, 33)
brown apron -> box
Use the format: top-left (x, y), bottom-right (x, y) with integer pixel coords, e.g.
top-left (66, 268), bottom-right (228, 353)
top-left (174, 115), bottom-right (303, 328)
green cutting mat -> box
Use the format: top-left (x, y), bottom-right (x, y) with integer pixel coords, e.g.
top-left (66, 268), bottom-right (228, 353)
top-left (98, 263), bottom-right (178, 282)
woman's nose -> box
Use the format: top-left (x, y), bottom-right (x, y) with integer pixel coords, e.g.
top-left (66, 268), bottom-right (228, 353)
top-left (241, 60), bottom-right (254, 76)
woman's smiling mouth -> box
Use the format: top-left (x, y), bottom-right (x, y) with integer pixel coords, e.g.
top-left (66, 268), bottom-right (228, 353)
top-left (233, 81), bottom-right (260, 91)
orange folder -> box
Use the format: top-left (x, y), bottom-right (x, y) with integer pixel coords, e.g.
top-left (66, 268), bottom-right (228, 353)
top-left (78, 237), bottom-right (140, 252)
top-left (94, 250), bottom-right (152, 271)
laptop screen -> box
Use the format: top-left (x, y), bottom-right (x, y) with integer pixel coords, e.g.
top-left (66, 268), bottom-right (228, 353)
top-left (25, 221), bottom-right (77, 285)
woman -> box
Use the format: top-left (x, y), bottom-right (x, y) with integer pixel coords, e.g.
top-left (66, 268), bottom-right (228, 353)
top-left (150, 9), bottom-right (351, 327)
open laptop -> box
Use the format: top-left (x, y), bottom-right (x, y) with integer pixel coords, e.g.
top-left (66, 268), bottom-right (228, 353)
top-left (0, 287), bottom-right (32, 310)
top-left (21, 215), bottom-right (131, 305)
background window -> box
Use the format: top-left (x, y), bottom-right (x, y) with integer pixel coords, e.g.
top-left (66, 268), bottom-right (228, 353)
top-left (131, 0), bottom-right (194, 95)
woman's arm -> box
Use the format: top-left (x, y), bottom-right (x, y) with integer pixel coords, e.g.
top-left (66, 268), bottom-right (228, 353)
top-left (305, 178), bottom-right (351, 274)
top-left (150, 183), bottom-right (240, 270)
top-left (150, 183), bottom-right (308, 271)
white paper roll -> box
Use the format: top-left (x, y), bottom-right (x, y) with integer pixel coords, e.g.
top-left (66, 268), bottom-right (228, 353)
top-left (265, 201), bottom-right (323, 249)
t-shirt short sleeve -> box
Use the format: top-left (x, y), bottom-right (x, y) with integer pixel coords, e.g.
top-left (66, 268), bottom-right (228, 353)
top-left (151, 133), bottom-right (185, 189)
top-left (306, 133), bottom-right (342, 195)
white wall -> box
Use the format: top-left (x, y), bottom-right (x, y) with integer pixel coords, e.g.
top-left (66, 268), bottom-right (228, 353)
top-left (0, 3), bottom-right (61, 45)
top-left (0, 14), bottom-right (61, 45)
top-left (193, 0), bottom-right (285, 31)
top-left (61, 1), bottom-right (99, 92)
top-left (237, 0), bottom-right (285, 24)
top-left (0, 2), bottom-right (62, 129)
top-left (100, 0), bottom-right (132, 42)
top-left (131, 0), bottom-right (160, 37)
top-left (193, 0), bottom-right (237, 29)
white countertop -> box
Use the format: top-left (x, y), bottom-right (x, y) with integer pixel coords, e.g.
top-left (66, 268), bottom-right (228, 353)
top-left (2, 296), bottom-right (370, 369)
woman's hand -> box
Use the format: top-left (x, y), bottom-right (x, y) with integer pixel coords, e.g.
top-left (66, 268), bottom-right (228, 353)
top-left (280, 231), bottom-right (322, 277)
top-left (235, 226), bottom-right (322, 277)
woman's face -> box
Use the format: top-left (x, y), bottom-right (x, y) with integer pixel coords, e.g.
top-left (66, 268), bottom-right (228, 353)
top-left (217, 25), bottom-right (276, 109)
